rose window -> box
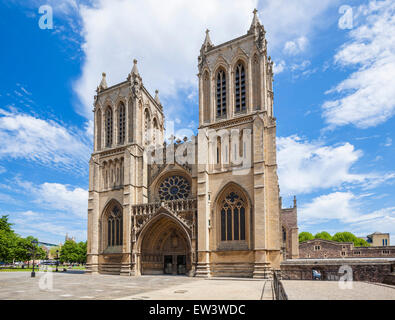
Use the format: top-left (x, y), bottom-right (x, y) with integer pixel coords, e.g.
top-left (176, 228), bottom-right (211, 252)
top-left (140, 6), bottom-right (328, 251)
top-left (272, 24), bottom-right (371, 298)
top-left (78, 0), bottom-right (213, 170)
top-left (159, 176), bottom-right (190, 201)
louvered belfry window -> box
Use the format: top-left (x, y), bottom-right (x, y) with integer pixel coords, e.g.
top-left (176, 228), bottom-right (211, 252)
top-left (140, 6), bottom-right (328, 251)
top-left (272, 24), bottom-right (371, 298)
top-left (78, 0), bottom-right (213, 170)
top-left (118, 102), bottom-right (126, 144)
top-left (235, 63), bottom-right (246, 113)
top-left (216, 70), bottom-right (227, 117)
top-left (105, 107), bottom-right (113, 147)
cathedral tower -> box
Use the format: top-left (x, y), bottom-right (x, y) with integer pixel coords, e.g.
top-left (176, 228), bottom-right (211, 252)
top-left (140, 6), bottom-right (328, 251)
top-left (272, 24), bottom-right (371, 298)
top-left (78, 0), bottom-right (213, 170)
top-left (196, 9), bottom-right (282, 278)
top-left (87, 60), bottom-right (165, 275)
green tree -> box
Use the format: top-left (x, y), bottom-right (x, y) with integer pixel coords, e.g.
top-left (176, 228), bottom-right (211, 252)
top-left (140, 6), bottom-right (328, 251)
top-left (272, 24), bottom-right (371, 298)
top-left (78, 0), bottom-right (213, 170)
top-left (0, 216), bottom-right (16, 263)
top-left (314, 231), bottom-right (332, 241)
top-left (332, 232), bottom-right (370, 247)
top-left (0, 215), bottom-right (13, 233)
top-left (60, 240), bottom-right (79, 263)
top-left (299, 232), bottom-right (314, 243)
top-left (49, 246), bottom-right (61, 259)
top-left (77, 241), bottom-right (87, 264)
top-left (0, 216), bottom-right (46, 263)
top-left (0, 230), bottom-right (13, 262)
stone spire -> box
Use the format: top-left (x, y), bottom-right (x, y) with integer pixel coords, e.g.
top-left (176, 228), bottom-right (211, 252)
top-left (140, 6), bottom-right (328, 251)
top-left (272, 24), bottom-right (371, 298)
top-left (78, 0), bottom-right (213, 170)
top-left (248, 8), bottom-right (262, 34)
top-left (201, 29), bottom-right (213, 52)
top-left (155, 90), bottom-right (161, 106)
top-left (131, 59), bottom-right (140, 76)
top-left (96, 72), bottom-right (108, 93)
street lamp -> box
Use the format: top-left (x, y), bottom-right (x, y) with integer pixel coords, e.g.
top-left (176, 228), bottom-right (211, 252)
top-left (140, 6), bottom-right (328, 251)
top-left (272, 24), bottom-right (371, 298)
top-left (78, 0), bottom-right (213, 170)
top-left (31, 240), bottom-right (38, 278)
top-left (56, 250), bottom-right (59, 272)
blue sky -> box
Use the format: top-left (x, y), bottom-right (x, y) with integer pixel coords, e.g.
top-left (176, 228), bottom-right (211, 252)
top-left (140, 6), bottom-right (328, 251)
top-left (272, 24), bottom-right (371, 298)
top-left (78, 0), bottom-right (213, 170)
top-left (0, 0), bottom-right (394, 245)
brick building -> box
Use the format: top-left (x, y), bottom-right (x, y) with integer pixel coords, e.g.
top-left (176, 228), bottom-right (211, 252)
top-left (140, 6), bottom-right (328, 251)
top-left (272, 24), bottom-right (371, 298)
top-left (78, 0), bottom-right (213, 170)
top-left (299, 239), bottom-right (395, 259)
top-left (280, 196), bottom-right (298, 260)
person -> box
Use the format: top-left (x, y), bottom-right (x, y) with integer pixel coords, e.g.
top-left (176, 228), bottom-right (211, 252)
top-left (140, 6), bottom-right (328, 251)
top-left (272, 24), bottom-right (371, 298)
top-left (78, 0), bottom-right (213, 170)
top-left (312, 269), bottom-right (321, 280)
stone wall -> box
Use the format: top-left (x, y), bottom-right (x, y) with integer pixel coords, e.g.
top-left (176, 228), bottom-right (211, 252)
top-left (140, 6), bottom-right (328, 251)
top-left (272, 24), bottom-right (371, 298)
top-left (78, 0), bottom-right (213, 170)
top-left (299, 239), bottom-right (395, 259)
top-left (280, 258), bottom-right (395, 283)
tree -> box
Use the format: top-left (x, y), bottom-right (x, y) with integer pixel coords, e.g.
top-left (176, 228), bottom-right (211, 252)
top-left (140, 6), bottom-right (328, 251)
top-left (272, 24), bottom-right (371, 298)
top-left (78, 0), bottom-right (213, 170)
top-left (77, 241), bottom-right (87, 264)
top-left (0, 216), bottom-right (16, 263)
top-left (0, 230), bottom-right (13, 262)
top-left (0, 215), bottom-right (13, 233)
top-left (314, 231), bottom-right (332, 241)
top-left (60, 240), bottom-right (79, 263)
top-left (299, 232), bottom-right (314, 243)
top-left (49, 246), bottom-right (61, 259)
top-left (0, 217), bottom-right (46, 264)
top-left (332, 232), bottom-right (370, 247)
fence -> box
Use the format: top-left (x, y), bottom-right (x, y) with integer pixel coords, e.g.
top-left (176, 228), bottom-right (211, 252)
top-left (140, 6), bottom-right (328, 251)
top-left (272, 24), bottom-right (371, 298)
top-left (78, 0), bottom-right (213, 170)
top-left (273, 271), bottom-right (288, 300)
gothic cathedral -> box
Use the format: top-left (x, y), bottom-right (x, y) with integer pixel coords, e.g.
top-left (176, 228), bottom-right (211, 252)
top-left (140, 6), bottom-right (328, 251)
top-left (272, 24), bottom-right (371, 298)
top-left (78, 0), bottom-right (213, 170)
top-left (86, 10), bottom-right (299, 278)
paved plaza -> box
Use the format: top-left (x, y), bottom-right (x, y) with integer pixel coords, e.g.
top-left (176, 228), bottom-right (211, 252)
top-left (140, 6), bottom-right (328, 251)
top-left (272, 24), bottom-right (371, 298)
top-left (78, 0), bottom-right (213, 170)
top-left (0, 271), bottom-right (272, 300)
top-left (282, 280), bottom-right (395, 300)
top-left (1, 272), bottom-right (394, 300)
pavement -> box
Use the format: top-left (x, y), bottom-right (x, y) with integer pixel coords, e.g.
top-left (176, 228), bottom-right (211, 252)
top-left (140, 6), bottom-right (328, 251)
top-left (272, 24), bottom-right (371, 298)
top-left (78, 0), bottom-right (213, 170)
top-left (281, 280), bottom-right (395, 300)
top-left (0, 272), bottom-right (272, 300)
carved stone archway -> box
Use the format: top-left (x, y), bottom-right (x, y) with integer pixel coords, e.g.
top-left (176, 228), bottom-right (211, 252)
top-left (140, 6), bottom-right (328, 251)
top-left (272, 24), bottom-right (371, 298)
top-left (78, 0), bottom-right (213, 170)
top-left (136, 210), bottom-right (192, 275)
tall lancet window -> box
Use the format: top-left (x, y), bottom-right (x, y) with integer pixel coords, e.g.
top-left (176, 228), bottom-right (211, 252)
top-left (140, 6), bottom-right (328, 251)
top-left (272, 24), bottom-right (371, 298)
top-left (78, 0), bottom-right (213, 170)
top-left (107, 205), bottom-right (123, 247)
top-left (235, 63), bottom-right (246, 113)
top-left (220, 191), bottom-right (246, 241)
top-left (216, 69), bottom-right (227, 118)
top-left (118, 102), bottom-right (126, 144)
top-left (144, 109), bottom-right (150, 145)
top-left (105, 106), bottom-right (113, 147)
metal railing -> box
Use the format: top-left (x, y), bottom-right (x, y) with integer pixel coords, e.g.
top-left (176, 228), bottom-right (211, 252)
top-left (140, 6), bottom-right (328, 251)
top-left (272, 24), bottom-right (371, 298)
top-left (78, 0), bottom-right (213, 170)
top-left (273, 271), bottom-right (288, 300)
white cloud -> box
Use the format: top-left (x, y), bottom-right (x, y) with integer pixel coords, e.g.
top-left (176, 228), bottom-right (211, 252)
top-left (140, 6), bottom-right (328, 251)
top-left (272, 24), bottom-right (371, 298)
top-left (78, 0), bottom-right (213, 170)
top-left (284, 36), bottom-right (308, 55)
top-left (277, 135), bottom-right (364, 195)
top-left (322, 0), bottom-right (395, 129)
top-left (72, 0), bottom-right (343, 119)
top-left (290, 60), bottom-right (311, 72)
top-left (0, 108), bottom-right (90, 174)
top-left (259, 0), bottom-right (340, 51)
top-left (299, 192), bottom-right (395, 243)
top-left (33, 183), bottom-right (88, 219)
top-left (300, 191), bottom-right (357, 223)
top-left (75, 0), bottom-right (258, 118)
top-left (277, 135), bottom-right (395, 195)
top-left (273, 60), bottom-right (286, 74)
top-left (384, 137), bottom-right (392, 147)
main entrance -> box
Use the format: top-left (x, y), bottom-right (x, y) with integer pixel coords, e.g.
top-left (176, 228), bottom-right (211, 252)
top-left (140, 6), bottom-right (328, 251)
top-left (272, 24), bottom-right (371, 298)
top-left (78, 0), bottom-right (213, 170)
top-left (139, 213), bottom-right (191, 275)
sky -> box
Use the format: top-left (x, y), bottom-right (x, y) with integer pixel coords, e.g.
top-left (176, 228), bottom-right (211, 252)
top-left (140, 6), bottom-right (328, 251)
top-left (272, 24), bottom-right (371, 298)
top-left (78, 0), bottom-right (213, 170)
top-left (0, 0), bottom-right (394, 245)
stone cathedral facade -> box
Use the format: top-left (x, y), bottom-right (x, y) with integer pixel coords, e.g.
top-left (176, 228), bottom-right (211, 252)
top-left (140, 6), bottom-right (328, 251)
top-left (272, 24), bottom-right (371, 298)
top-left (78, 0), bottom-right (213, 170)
top-left (86, 10), bottom-right (299, 278)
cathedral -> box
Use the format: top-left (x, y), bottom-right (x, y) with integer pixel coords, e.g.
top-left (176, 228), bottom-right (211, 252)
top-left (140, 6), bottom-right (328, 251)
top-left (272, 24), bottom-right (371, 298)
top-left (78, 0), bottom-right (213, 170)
top-left (86, 10), bottom-right (299, 278)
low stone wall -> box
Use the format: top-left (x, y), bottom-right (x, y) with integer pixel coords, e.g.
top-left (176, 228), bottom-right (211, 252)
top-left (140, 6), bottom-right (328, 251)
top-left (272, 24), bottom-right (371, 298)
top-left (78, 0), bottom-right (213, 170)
top-left (280, 258), bottom-right (395, 283)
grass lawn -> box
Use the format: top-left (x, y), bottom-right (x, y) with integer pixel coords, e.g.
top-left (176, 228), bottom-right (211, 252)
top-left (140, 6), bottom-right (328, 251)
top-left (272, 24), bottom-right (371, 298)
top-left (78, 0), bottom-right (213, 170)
top-left (0, 266), bottom-right (86, 272)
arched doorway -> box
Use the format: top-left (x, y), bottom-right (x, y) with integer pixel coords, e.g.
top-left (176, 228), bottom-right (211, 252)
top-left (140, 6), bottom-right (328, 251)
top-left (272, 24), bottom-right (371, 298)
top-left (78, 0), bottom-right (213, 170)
top-left (138, 213), bottom-right (192, 275)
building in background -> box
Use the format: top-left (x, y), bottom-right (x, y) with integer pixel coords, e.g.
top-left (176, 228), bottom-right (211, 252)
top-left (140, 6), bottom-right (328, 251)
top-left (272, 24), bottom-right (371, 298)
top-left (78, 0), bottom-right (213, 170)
top-left (299, 239), bottom-right (395, 259)
top-left (366, 232), bottom-right (390, 247)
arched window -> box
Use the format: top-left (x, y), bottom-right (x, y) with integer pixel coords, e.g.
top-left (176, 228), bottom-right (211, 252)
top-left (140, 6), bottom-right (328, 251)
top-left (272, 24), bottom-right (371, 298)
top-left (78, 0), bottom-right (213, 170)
top-left (216, 69), bottom-right (226, 118)
top-left (235, 63), bottom-right (246, 113)
top-left (220, 191), bottom-right (246, 241)
top-left (153, 118), bottom-right (159, 146)
top-left (118, 102), bottom-right (126, 144)
top-left (203, 71), bottom-right (211, 123)
top-left (105, 107), bottom-right (113, 147)
top-left (96, 109), bottom-right (102, 150)
top-left (144, 109), bottom-right (150, 145)
top-left (107, 205), bottom-right (123, 247)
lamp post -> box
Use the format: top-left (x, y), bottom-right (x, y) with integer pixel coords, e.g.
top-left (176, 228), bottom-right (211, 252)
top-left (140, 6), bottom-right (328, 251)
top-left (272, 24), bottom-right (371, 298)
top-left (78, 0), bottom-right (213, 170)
top-left (31, 240), bottom-right (38, 278)
top-left (56, 250), bottom-right (59, 272)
